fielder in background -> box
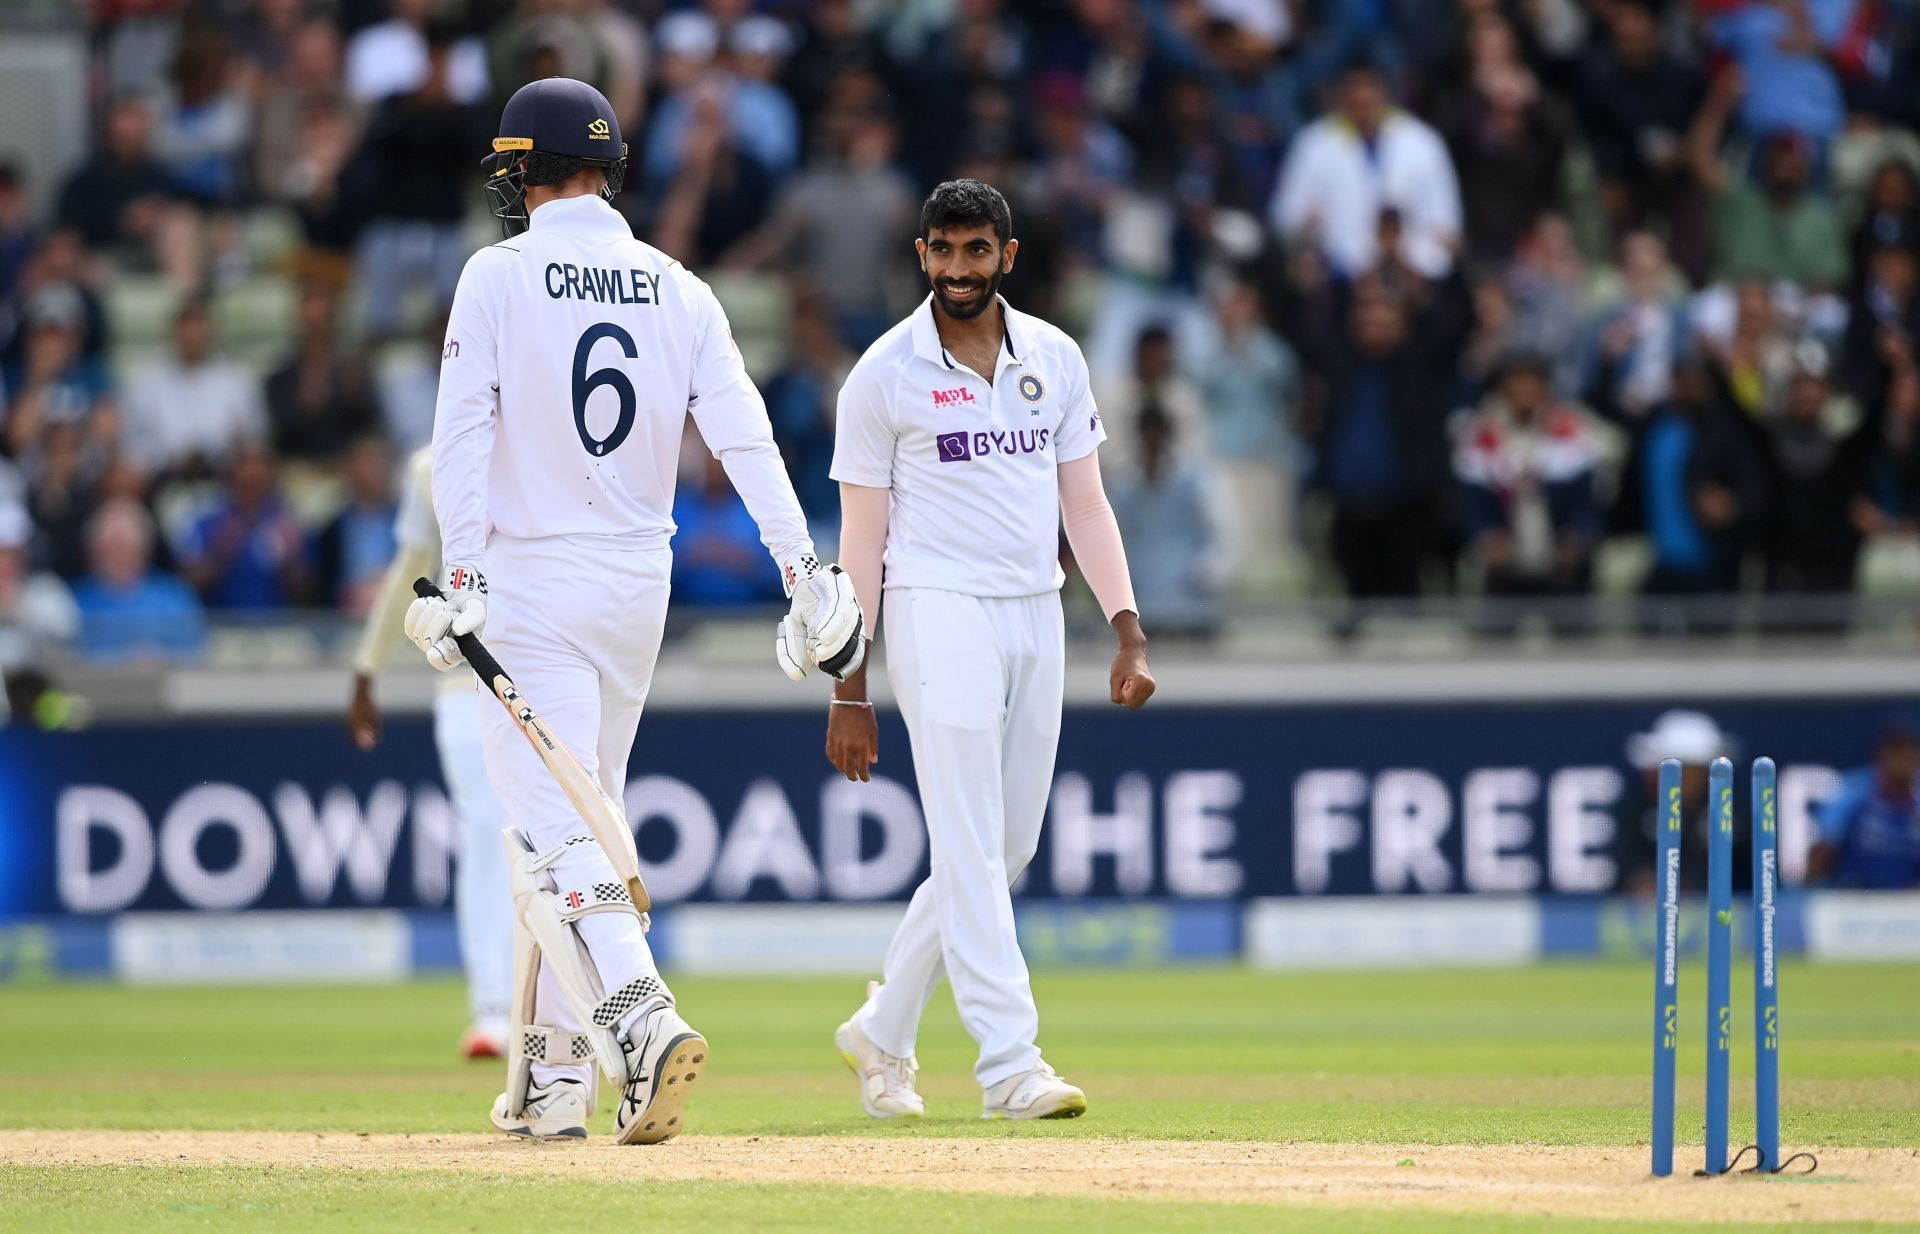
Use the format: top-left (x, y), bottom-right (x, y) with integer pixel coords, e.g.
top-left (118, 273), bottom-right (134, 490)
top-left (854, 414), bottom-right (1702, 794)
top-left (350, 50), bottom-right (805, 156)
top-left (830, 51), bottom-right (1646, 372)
top-left (404, 77), bottom-right (863, 1145)
top-left (347, 446), bottom-right (513, 1062)
top-left (826, 180), bottom-right (1155, 1121)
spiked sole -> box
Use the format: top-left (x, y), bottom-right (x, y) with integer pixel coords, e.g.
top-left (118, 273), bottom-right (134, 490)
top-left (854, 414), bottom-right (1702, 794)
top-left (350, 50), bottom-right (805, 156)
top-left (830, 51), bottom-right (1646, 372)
top-left (617, 1032), bottom-right (707, 1146)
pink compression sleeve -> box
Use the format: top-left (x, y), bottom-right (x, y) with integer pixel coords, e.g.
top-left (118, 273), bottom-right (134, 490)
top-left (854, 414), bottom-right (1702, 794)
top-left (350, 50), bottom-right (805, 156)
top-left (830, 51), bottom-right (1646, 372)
top-left (838, 482), bottom-right (889, 642)
top-left (1058, 452), bottom-right (1138, 622)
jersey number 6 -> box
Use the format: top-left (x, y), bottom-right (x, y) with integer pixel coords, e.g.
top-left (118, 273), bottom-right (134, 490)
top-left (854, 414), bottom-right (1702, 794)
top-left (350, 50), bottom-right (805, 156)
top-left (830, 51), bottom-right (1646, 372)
top-left (572, 322), bottom-right (639, 456)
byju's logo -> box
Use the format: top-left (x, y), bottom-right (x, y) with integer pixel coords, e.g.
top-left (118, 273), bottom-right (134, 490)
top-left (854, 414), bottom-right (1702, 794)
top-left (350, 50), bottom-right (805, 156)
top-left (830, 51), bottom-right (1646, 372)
top-left (936, 429), bottom-right (1050, 463)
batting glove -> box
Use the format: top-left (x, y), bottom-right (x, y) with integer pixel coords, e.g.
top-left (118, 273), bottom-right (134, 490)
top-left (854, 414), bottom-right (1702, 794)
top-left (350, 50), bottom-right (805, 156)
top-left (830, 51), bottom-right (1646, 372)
top-left (776, 556), bottom-right (866, 682)
top-left (405, 563), bottom-right (488, 672)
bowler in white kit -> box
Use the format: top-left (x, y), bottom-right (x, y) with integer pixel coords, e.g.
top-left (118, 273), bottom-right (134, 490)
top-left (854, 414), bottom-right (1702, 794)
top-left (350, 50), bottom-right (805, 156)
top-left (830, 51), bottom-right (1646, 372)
top-left (404, 77), bottom-right (864, 1145)
top-left (827, 180), bottom-right (1155, 1120)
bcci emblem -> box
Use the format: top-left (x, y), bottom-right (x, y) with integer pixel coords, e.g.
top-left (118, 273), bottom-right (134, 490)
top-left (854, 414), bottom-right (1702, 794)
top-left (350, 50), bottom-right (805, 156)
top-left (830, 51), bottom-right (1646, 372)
top-left (1017, 373), bottom-right (1045, 403)
top-left (587, 118), bottom-right (611, 139)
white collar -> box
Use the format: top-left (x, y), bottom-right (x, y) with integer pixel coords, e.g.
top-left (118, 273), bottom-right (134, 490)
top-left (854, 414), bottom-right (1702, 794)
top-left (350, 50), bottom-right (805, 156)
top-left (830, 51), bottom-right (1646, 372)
top-left (528, 194), bottom-right (629, 237)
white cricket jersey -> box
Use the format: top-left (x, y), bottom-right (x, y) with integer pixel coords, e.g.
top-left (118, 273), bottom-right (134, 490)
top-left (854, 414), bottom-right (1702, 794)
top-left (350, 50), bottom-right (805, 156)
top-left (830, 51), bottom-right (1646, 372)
top-left (830, 295), bottom-right (1107, 597)
top-left (432, 195), bottom-right (813, 572)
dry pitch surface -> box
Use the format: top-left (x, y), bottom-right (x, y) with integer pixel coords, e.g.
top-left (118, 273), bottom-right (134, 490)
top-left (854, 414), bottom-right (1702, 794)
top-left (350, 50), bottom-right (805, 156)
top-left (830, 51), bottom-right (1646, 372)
top-left (6, 1131), bottom-right (1919, 1226)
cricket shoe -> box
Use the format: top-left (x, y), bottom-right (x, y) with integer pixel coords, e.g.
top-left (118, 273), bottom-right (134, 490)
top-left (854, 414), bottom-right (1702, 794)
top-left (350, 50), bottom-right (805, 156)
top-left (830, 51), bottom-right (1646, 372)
top-left (615, 1005), bottom-right (707, 1145)
top-left (835, 987), bottom-right (924, 1119)
top-left (490, 1077), bottom-right (589, 1139)
top-left (981, 1062), bottom-right (1087, 1120)
top-left (461, 1019), bottom-right (508, 1061)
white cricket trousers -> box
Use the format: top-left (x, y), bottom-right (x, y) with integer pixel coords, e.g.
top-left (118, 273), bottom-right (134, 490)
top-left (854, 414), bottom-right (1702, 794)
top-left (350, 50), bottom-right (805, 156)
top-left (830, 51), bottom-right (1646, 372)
top-left (860, 587), bottom-right (1064, 1088)
top-left (476, 534), bottom-right (672, 1087)
top-left (434, 687), bottom-right (513, 1026)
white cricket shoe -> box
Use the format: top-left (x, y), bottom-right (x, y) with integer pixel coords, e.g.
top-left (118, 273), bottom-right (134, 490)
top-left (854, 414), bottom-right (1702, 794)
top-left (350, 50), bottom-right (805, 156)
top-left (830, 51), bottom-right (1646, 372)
top-left (615, 1005), bottom-right (708, 1145)
top-left (981, 1062), bottom-right (1087, 1120)
top-left (835, 988), bottom-right (924, 1120)
top-left (490, 1077), bottom-right (589, 1139)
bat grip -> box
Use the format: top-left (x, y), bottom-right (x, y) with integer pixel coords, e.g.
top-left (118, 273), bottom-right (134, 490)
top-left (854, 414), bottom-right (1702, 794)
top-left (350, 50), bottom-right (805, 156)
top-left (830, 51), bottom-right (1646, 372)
top-left (413, 577), bottom-right (508, 686)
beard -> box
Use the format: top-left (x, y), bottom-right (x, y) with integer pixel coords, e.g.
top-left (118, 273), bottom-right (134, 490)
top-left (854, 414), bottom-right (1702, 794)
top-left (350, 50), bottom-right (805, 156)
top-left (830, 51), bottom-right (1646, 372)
top-left (930, 266), bottom-right (1002, 320)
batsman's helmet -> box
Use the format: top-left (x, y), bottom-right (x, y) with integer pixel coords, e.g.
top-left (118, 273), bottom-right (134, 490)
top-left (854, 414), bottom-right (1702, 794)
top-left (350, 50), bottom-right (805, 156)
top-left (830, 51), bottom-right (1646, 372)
top-left (484, 77), bottom-right (629, 237)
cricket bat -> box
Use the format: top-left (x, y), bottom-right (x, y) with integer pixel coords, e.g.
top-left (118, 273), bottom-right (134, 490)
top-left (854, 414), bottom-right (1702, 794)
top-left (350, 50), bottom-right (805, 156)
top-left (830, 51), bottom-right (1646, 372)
top-left (413, 578), bottom-right (652, 911)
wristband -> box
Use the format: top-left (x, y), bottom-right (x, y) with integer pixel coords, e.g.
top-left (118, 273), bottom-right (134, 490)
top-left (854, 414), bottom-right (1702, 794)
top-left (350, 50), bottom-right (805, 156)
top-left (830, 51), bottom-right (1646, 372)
top-left (831, 699), bottom-right (873, 709)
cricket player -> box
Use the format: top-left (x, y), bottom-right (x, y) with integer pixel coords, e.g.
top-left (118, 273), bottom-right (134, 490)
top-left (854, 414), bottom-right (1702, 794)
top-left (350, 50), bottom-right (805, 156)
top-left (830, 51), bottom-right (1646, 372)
top-left (347, 446), bottom-right (513, 1062)
top-left (826, 180), bottom-right (1155, 1120)
top-left (404, 77), bottom-right (864, 1145)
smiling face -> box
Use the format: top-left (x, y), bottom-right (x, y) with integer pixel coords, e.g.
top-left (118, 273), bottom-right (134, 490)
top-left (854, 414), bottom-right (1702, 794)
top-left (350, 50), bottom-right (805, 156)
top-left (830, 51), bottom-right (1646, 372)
top-left (916, 223), bottom-right (1017, 321)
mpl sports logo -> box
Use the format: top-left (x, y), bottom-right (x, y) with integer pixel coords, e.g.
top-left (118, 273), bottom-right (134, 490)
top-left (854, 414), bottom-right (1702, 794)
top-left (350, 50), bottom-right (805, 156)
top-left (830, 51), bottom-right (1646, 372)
top-left (936, 428), bottom-right (1051, 463)
top-left (932, 386), bottom-right (975, 406)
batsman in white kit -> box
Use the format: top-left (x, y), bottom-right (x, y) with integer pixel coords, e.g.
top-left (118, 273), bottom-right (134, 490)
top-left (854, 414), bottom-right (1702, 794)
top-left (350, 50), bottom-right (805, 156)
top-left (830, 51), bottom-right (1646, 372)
top-left (404, 77), bottom-right (864, 1145)
top-left (826, 181), bottom-right (1155, 1120)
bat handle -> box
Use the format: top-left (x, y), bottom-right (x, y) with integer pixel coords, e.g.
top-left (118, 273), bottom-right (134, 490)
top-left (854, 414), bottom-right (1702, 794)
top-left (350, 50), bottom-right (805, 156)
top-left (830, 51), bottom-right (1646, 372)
top-left (412, 577), bottom-right (507, 686)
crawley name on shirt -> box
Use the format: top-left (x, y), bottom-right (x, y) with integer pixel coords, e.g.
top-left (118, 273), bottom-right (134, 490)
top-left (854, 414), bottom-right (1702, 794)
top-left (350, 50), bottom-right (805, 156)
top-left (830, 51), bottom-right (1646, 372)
top-left (544, 263), bottom-right (663, 305)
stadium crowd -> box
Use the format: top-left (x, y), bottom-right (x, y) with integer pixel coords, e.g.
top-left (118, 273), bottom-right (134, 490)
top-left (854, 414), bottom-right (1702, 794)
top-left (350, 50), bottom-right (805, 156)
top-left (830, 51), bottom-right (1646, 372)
top-left (6, 0), bottom-right (1920, 679)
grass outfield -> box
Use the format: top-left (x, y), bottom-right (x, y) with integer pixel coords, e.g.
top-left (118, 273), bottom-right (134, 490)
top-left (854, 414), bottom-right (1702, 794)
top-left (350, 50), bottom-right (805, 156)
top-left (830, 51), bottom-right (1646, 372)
top-left (1, 964), bottom-right (1916, 1232)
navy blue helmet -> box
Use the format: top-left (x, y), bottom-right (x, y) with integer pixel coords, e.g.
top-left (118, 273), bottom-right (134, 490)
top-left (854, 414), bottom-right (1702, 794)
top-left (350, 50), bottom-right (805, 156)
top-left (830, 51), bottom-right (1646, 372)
top-left (484, 77), bottom-right (629, 236)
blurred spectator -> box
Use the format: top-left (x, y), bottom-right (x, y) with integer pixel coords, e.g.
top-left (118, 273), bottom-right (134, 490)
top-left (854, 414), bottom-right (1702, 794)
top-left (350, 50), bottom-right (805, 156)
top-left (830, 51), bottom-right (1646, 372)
top-left (1842, 234), bottom-right (1920, 413)
top-left (1624, 360), bottom-right (1766, 603)
top-left (1695, 281), bottom-right (1809, 420)
top-left (346, 0), bottom-right (488, 106)
top-left (3, 287), bottom-right (116, 476)
top-left (311, 434), bottom-right (397, 614)
top-left (253, 20), bottom-right (360, 215)
top-left (1299, 275), bottom-right (1473, 607)
top-left (1434, 18), bottom-right (1570, 265)
top-left (351, 28), bottom-right (482, 337)
top-left (152, 30), bottom-right (250, 211)
top-left (123, 297), bottom-right (265, 479)
top-left (1502, 215), bottom-right (1589, 392)
top-left (266, 283), bottom-right (380, 462)
top-left (1763, 362), bottom-right (1866, 597)
top-left (1454, 352), bottom-right (1602, 622)
top-left (763, 307), bottom-right (850, 526)
top-left (1850, 352), bottom-right (1920, 538)
top-left (1270, 61), bottom-right (1462, 280)
top-left (1106, 404), bottom-right (1218, 638)
top-left (646, 13), bottom-right (800, 188)
top-left (73, 497), bottom-right (205, 664)
top-left (1581, 231), bottom-right (1691, 421)
top-left (1097, 324), bottom-right (1206, 475)
top-left (783, 0), bottom-right (884, 133)
top-left (1695, 125), bottom-right (1847, 290)
top-left (175, 444), bottom-right (313, 610)
top-left (57, 96), bottom-right (200, 289)
top-left (1188, 278), bottom-right (1301, 573)
top-left (646, 82), bottom-right (778, 267)
top-left (1851, 159), bottom-right (1920, 278)
top-left (0, 503), bottom-right (78, 675)
top-left (726, 111), bottom-right (914, 350)
top-left (1809, 723), bottom-right (1920, 888)
top-left (669, 453), bottom-right (784, 607)
top-left (1705, 2), bottom-right (1848, 149)
top-left (30, 435), bottom-right (144, 584)
top-left (0, 164), bottom-right (35, 309)
top-left (1577, 0), bottom-right (1708, 281)
top-left (9, 228), bottom-right (112, 367)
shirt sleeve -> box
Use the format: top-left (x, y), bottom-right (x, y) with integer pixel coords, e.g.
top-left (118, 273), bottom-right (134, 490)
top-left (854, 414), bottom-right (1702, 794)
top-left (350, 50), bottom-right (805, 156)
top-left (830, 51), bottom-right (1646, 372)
top-left (1053, 338), bottom-right (1108, 464)
top-left (431, 254), bottom-right (501, 569)
top-left (828, 357), bottom-right (896, 488)
top-left (685, 275), bottom-right (815, 569)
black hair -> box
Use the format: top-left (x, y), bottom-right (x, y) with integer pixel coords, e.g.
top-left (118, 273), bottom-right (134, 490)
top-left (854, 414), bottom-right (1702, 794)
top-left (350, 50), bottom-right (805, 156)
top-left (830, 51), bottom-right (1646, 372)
top-left (919, 178), bottom-right (1012, 245)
